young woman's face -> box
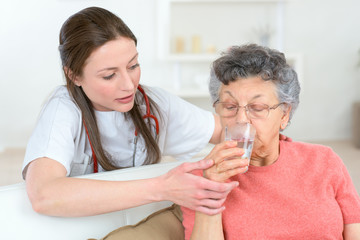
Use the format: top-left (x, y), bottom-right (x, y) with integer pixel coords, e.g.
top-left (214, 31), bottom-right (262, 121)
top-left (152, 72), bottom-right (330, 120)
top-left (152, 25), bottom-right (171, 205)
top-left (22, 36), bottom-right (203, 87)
top-left (74, 37), bottom-right (140, 112)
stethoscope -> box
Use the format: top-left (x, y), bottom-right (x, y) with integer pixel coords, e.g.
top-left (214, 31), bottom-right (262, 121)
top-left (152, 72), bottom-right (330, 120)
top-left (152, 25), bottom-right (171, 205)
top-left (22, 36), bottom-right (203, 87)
top-left (83, 85), bottom-right (159, 173)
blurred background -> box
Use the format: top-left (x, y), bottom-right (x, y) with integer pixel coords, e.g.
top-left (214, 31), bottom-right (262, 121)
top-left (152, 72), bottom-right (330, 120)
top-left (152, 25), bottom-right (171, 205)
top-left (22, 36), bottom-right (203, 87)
top-left (0, 0), bottom-right (359, 188)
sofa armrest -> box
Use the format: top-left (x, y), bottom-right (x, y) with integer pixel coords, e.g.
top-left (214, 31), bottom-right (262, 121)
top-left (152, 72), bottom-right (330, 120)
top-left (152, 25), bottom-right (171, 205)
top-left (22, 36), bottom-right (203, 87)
top-left (0, 160), bottom-right (196, 240)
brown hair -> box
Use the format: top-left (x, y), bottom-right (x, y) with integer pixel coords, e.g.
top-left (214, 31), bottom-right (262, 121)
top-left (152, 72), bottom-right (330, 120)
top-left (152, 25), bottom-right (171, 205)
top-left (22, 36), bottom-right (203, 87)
top-left (58, 7), bottom-right (161, 170)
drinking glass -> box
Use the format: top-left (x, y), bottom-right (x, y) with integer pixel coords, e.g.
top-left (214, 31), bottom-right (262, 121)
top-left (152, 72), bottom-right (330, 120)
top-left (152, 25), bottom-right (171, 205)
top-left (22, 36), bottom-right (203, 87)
top-left (225, 122), bottom-right (256, 160)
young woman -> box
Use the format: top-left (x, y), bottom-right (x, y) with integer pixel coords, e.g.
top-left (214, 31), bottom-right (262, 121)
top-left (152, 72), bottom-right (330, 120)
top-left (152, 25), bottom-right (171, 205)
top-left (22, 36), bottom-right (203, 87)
top-left (22, 7), bottom-right (246, 217)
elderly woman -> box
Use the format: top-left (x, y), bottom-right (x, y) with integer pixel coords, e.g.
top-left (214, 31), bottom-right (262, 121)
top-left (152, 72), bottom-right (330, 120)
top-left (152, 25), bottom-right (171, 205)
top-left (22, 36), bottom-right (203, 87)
top-left (181, 44), bottom-right (360, 239)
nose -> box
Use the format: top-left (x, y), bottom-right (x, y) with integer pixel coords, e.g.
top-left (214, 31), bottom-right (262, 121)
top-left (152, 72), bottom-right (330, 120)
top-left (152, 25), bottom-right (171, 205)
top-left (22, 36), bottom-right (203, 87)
top-left (118, 71), bottom-right (134, 91)
top-left (235, 106), bottom-right (250, 123)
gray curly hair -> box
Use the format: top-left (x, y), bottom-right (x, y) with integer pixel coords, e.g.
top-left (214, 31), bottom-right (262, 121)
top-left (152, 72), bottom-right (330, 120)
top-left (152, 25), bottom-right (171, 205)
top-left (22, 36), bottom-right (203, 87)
top-left (209, 44), bottom-right (300, 121)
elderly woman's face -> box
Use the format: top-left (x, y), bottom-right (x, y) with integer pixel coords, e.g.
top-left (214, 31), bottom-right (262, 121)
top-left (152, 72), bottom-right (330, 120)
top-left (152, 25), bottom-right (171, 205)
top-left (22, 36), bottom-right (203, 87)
top-left (218, 76), bottom-right (290, 156)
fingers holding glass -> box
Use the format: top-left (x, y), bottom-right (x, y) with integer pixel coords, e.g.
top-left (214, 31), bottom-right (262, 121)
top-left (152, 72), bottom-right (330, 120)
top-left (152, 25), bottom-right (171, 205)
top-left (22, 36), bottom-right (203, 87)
top-left (204, 158), bottom-right (249, 182)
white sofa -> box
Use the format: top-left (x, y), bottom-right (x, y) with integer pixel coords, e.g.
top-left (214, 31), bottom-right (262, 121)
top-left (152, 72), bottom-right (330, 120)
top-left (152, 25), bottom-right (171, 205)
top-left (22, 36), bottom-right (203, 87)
top-left (0, 159), bottom-right (197, 240)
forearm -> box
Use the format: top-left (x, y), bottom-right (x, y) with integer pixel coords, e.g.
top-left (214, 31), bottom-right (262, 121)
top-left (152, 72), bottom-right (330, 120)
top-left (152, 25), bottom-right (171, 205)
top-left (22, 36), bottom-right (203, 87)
top-left (187, 140), bottom-right (247, 239)
top-left (190, 212), bottom-right (224, 240)
top-left (344, 223), bottom-right (360, 240)
top-left (26, 157), bottom-right (237, 217)
top-left (27, 176), bottom-right (163, 217)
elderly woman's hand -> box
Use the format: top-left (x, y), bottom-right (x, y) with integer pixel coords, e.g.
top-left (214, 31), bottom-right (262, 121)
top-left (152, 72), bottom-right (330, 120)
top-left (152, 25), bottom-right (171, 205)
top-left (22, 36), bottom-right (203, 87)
top-left (203, 141), bottom-right (249, 182)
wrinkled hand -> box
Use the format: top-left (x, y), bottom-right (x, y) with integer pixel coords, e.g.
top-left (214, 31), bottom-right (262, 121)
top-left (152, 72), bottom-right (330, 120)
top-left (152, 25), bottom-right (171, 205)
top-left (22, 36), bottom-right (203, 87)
top-left (203, 141), bottom-right (249, 183)
top-left (160, 159), bottom-right (238, 215)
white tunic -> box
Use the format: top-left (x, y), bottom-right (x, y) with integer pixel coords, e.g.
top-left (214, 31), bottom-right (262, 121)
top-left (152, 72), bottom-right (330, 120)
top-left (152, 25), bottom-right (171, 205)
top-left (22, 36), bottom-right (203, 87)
top-left (22, 85), bottom-right (214, 178)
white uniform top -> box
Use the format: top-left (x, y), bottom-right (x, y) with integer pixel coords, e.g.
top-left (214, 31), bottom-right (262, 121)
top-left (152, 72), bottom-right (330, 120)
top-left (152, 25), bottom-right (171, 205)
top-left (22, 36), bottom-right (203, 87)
top-left (22, 85), bottom-right (214, 178)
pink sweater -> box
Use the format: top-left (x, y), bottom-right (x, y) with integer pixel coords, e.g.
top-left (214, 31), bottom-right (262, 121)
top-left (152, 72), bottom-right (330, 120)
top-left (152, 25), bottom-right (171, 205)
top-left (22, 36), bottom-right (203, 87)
top-left (182, 140), bottom-right (360, 239)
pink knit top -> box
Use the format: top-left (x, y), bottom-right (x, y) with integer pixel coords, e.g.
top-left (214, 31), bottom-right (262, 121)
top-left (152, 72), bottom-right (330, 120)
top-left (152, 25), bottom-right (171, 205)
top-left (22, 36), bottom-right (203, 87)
top-left (182, 140), bottom-right (360, 239)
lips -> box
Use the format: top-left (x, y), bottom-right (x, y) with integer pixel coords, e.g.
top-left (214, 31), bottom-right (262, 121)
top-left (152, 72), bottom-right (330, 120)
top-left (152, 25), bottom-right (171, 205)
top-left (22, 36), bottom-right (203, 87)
top-left (115, 94), bottom-right (134, 104)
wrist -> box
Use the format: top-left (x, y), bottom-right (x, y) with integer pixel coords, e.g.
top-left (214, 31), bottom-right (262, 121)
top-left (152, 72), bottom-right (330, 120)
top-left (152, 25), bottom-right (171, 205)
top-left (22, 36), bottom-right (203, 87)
top-left (150, 175), bottom-right (166, 202)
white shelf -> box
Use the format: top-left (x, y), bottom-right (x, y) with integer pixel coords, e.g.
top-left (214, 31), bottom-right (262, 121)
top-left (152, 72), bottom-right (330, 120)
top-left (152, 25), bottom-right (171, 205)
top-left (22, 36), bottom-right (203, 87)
top-left (156, 0), bottom-right (302, 99)
top-left (156, 0), bottom-right (287, 59)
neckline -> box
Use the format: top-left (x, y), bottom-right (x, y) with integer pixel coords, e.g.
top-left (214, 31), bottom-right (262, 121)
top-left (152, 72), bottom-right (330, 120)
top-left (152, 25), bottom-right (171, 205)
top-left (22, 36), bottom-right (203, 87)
top-left (247, 140), bottom-right (286, 173)
top-left (94, 109), bottom-right (116, 114)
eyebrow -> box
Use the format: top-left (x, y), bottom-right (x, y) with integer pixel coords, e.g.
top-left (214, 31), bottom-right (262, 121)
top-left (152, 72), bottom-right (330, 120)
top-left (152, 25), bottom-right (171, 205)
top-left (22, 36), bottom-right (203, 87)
top-left (223, 91), bottom-right (235, 99)
top-left (251, 94), bottom-right (263, 100)
top-left (97, 53), bottom-right (139, 73)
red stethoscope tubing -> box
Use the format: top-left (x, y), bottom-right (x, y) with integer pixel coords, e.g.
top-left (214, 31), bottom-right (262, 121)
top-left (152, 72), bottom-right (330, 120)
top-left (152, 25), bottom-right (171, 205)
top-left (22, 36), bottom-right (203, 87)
top-left (83, 121), bottom-right (98, 173)
top-left (135, 85), bottom-right (159, 136)
top-left (83, 85), bottom-right (159, 173)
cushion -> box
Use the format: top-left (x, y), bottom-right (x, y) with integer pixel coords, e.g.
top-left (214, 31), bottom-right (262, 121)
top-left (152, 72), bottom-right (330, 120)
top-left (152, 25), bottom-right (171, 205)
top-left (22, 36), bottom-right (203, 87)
top-left (88, 204), bottom-right (184, 240)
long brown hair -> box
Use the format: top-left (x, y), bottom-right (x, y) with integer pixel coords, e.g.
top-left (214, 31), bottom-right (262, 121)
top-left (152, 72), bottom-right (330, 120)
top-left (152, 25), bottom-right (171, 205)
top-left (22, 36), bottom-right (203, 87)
top-left (58, 7), bottom-right (161, 170)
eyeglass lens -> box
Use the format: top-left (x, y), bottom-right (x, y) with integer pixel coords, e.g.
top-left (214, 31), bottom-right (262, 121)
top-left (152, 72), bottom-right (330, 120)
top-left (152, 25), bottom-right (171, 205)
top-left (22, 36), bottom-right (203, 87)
top-left (215, 102), bottom-right (272, 119)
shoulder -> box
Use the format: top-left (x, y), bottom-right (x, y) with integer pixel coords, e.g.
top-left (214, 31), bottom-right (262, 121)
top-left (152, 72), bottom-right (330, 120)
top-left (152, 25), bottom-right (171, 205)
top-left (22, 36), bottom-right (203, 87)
top-left (143, 85), bottom-right (212, 118)
top-left (41, 86), bottom-right (80, 116)
top-left (144, 85), bottom-right (211, 113)
top-left (142, 84), bottom-right (213, 121)
top-left (47, 86), bottom-right (78, 106)
top-left (37, 86), bottom-right (81, 130)
top-left (280, 140), bottom-right (342, 167)
top-left (144, 86), bottom-right (180, 106)
top-left (282, 140), bottom-right (333, 153)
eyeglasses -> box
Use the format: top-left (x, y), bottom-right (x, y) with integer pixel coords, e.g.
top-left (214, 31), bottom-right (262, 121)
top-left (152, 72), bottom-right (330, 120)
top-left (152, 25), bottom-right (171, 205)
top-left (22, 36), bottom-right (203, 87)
top-left (213, 101), bottom-right (286, 119)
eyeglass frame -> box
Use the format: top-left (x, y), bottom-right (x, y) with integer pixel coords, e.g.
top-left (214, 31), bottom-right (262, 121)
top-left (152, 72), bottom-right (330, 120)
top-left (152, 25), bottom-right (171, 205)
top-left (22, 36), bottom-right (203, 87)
top-left (213, 100), bottom-right (287, 119)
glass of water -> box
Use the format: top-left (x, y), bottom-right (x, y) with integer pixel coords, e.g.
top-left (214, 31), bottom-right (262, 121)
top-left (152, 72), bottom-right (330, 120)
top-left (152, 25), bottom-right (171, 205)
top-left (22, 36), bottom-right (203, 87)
top-left (225, 122), bottom-right (256, 160)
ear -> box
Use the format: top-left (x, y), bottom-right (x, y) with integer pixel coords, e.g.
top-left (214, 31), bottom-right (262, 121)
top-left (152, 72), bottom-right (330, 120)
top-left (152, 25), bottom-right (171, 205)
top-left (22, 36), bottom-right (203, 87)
top-left (280, 105), bottom-right (292, 130)
top-left (64, 67), bottom-right (81, 87)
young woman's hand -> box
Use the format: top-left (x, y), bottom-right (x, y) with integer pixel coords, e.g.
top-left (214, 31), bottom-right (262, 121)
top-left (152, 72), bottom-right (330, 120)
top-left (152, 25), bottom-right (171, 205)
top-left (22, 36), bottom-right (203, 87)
top-left (158, 159), bottom-right (238, 215)
top-left (203, 141), bottom-right (248, 182)
top-left (158, 141), bottom-right (248, 215)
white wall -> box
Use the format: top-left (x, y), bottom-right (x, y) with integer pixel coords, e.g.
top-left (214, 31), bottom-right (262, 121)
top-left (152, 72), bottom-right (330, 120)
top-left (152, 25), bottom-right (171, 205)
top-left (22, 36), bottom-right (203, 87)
top-left (283, 0), bottom-right (360, 141)
top-left (0, 0), bottom-right (359, 150)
